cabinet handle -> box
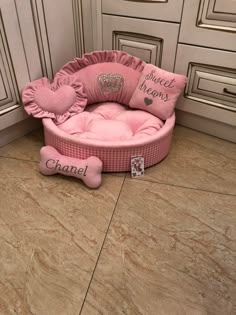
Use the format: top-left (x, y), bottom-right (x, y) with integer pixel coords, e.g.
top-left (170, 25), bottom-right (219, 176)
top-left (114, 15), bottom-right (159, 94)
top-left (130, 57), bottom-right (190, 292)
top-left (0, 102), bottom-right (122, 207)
top-left (223, 88), bottom-right (236, 97)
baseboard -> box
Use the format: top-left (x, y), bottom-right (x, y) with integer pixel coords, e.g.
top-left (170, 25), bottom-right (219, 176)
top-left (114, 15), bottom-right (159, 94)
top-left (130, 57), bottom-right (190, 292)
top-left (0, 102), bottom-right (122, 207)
top-left (176, 110), bottom-right (236, 143)
top-left (0, 117), bottom-right (42, 148)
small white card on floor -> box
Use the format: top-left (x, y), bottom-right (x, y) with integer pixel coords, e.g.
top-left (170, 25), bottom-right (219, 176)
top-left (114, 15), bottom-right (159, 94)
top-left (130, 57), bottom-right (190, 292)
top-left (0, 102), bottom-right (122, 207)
top-left (131, 156), bottom-right (145, 178)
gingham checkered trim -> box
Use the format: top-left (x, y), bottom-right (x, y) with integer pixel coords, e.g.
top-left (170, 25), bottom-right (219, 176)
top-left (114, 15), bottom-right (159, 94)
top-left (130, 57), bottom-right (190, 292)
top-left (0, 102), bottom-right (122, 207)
top-left (44, 128), bottom-right (173, 172)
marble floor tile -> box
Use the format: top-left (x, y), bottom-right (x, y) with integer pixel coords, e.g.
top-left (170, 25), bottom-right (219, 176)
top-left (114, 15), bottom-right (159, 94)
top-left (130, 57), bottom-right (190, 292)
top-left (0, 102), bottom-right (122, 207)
top-left (134, 126), bottom-right (236, 195)
top-left (0, 129), bottom-right (126, 178)
top-left (81, 179), bottom-right (236, 315)
top-left (0, 156), bottom-right (124, 314)
top-left (0, 128), bottom-right (44, 162)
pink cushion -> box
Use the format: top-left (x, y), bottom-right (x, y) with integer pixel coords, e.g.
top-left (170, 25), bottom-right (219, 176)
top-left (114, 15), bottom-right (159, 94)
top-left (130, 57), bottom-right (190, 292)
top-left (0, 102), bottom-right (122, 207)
top-left (22, 76), bottom-right (87, 124)
top-left (22, 51), bottom-right (185, 124)
top-left (39, 146), bottom-right (103, 188)
top-left (86, 102), bottom-right (128, 118)
top-left (129, 64), bottom-right (187, 120)
top-left (58, 102), bottom-right (164, 141)
top-left (56, 50), bottom-right (145, 107)
top-left (75, 63), bottom-right (141, 105)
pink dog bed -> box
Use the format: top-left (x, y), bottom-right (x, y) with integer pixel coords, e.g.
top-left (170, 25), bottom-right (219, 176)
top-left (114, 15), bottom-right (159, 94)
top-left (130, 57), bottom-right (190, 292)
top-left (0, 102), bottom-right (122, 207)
top-left (22, 51), bottom-right (186, 172)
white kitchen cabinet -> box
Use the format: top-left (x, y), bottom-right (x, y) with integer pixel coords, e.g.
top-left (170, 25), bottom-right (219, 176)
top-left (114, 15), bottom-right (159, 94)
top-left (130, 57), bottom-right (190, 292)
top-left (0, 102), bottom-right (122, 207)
top-left (176, 0), bottom-right (236, 141)
top-left (179, 0), bottom-right (236, 52)
top-left (15, 0), bottom-right (84, 80)
top-left (1, 0), bottom-right (236, 144)
top-left (175, 44), bottom-right (236, 126)
top-left (99, 0), bottom-right (236, 141)
top-left (0, 0), bottom-right (31, 132)
top-left (0, 0), bottom-right (85, 146)
top-left (103, 15), bottom-right (179, 72)
top-left (102, 0), bottom-right (184, 23)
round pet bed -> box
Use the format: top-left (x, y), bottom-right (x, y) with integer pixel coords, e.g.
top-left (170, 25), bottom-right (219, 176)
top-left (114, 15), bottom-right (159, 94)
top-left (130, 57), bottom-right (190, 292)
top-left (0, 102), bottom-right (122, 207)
top-left (43, 103), bottom-right (175, 172)
top-left (22, 51), bottom-right (186, 172)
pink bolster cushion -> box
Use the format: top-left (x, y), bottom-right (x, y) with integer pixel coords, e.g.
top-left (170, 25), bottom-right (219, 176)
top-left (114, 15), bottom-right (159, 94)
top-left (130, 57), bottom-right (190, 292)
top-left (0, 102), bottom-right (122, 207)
top-left (56, 50), bottom-right (145, 106)
top-left (21, 51), bottom-right (187, 123)
top-left (66, 63), bottom-right (141, 105)
top-left (129, 64), bottom-right (187, 120)
top-left (39, 146), bottom-right (103, 188)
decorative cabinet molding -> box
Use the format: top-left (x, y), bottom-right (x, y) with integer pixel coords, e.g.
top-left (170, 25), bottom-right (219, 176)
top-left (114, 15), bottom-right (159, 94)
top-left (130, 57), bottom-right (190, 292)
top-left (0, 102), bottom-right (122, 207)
top-left (175, 44), bottom-right (236, 126)
top-left (81, 0), bottom-right (103, 52)
top-left (1, 0), bottom-right (235, 143)
top-left (103, 15), bottom-right (179, 71)
top-left (0, 14), bottom-right (19, 115)
top-left (0, 0), bottom-right (85, 143)
top-left (16, 0), bottom-right (84, 80)
top-left (0, 0), bottom-right (30, 130)
top-left (32, 0), bottom-right (83, 77)
top-left (0, 0), bottom-right (30, 92)
top-left (180, 0), bottom-right (236, 52)
top-left (198, 0), bottom-right (236, 30)
top-left (185, 64), bottom-right (236, 112)
top-left (213, 0), bottom-right (236, 14)
top-left (114, 32), bottom-right (163, 65)
top-left (102, 0), bottom-right (184, 23)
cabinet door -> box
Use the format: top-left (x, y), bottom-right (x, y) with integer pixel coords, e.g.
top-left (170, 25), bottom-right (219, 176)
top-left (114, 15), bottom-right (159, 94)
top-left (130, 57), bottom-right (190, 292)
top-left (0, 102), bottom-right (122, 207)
top-left (179, 0), bottom-right (236, 52)
top-left (0, 0), bottom-right (31, 130)
top-left (175, 44), bottom-right (236, 127)
top-left (16, 0), bottom-right (84, 81)
top-left (102, 0), bottom-right (184, 23)
top-left (103, 15), bottom-right (179, 72)
top-left (0, 25), bottom-right (19, 115)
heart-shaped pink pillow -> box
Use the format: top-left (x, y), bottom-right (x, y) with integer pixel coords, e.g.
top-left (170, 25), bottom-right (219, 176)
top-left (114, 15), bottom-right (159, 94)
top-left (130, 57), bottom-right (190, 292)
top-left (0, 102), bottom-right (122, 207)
top-left (22, 77), bottom-right (87, 124)
top-left (35, 86), bottom-right (76, 115)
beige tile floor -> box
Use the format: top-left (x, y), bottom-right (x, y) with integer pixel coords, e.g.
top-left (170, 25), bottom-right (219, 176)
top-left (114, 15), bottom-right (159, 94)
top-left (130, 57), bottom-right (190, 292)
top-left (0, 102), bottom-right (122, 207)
top-left (0, 125), bottom-right (235, 315)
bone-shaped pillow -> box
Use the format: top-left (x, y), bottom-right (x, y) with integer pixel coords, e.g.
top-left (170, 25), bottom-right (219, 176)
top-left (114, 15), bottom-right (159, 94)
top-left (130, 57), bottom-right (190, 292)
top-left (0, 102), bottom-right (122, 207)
top-left (39, 146), bottom-right (103, 188)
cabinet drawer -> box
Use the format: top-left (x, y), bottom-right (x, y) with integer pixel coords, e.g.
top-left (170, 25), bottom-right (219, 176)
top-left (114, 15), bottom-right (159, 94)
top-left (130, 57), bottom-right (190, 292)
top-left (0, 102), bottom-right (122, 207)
top-left (102, 0), bottom-right (184, 23)
top-left (175, 44), bottom-right (236, 126)
top-left (103, 15), bottom-right (179, 71)
top-left (180, 0), bottom-right (236, 52)
top-left (188, 65), bottom-right (236, 111)
top-left (214, 0), bottom-right (236, 15)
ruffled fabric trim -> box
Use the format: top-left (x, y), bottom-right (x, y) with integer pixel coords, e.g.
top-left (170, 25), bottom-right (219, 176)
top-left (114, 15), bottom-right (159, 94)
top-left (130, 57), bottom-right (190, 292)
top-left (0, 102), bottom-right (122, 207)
top-left (22, 76), bottom-right (87, 125)
top-left (55, 50), bottom-right (145, 78)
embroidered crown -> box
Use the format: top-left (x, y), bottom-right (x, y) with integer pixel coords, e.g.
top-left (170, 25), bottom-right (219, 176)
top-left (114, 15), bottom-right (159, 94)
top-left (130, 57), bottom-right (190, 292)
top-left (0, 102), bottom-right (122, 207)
top-left (98, 73), bottom-right (124, 93)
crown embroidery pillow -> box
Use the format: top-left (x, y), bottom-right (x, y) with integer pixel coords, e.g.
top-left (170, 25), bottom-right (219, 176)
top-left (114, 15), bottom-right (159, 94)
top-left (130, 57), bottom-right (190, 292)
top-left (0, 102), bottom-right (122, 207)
top-left (129, 64), bottom-right (187, 120)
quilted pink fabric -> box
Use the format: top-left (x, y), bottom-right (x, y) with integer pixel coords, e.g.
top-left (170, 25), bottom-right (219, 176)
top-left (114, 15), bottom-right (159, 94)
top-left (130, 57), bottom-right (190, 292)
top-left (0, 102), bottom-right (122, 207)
top-left (58, 102), bottom-right (164, 142)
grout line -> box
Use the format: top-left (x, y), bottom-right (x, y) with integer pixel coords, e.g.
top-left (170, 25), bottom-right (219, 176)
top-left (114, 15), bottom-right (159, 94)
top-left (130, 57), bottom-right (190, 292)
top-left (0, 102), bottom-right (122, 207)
top-left (0, 155), bottom-right (39, 164)
top-left (127, 177), bottom-right (236, 197)
top-left (0, 155), bottom-right (125, 179)
top-left (1, 152), bottom-right (235, 198)
top-left (79, 176), bottom-right (126, 315)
